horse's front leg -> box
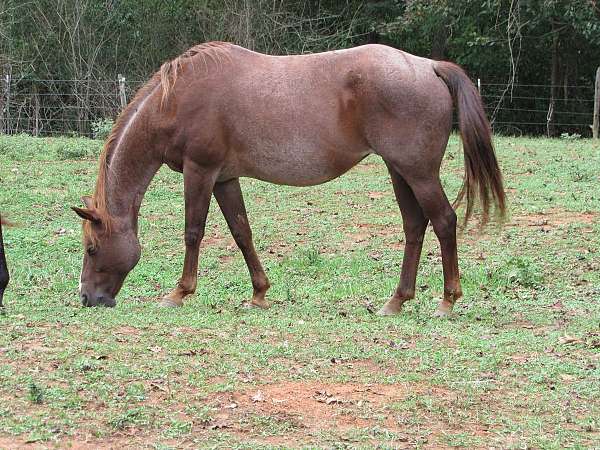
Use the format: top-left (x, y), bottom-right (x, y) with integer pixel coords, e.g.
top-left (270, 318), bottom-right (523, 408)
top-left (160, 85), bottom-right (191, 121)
top-left (214, 178), bottom-right (270, 308)
top-left (0, 219), bottom-right (8, 308)
top-left (161, 163), bottom-right (217, 307)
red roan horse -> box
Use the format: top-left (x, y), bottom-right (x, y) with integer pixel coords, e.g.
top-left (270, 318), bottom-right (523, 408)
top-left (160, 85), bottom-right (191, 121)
top-left (73, 43), bottom-right (505, 316)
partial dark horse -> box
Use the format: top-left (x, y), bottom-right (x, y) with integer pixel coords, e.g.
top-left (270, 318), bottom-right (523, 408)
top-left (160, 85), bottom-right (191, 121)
top-left (72, 43), bottom-right (505, 315)
top-left (0, 216), bottom-right (9, 307)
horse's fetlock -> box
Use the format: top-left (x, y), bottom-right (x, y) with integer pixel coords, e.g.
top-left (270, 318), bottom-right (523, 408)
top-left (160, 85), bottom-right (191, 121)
top-left (254, 275), bottom-right (270, 293)
top-left (444, 288), bottom-right (462, 304)
top-left (177, 281), bottom-right (196, 295)
top-left (395, 288), bottom-right (415, 301)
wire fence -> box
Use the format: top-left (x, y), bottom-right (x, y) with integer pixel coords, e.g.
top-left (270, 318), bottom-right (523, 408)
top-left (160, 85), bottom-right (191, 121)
top-left (0, 74), bottom-right (596, 138)
top-left (479, 81), bottom-right (595, 137)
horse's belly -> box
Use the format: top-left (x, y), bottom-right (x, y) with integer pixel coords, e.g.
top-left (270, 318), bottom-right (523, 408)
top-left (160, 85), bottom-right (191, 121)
top-left (237, 143), bottom-right (369, 187)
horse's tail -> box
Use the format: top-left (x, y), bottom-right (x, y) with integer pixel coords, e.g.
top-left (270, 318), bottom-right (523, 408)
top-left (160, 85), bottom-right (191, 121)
top-left (433, 61), bottom-right (506, 225)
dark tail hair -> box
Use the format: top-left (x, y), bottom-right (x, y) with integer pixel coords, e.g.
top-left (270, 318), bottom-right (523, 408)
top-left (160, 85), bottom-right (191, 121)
top-left (434, 61), bottom-right (506, 225)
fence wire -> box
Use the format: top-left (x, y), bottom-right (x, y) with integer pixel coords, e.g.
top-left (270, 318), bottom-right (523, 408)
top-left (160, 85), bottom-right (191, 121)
top-left (0, 76), bottom-right (596, 138)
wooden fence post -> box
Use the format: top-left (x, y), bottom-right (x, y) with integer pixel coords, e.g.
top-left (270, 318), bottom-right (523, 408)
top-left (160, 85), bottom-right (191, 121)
top-left (3, 73), bottom-right (11, 134)
top-left (593, 66), bottom-right (599, 139)
top-left (118, 74), bottom-right (127, 110)
top-left (33, 86), bottom-right (40, 137)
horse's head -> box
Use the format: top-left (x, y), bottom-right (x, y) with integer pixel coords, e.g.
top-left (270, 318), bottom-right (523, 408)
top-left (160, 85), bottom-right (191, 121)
top-left (72, 197), bottom-right (140, 307)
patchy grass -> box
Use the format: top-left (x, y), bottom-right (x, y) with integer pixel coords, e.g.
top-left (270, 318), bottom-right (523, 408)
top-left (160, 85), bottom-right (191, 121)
top-left (0, 135), bottom-right (599, 448)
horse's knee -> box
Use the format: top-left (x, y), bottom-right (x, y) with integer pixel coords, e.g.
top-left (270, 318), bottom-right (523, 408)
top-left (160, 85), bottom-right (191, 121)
top-left (184, 229), bottom-right (204, 248)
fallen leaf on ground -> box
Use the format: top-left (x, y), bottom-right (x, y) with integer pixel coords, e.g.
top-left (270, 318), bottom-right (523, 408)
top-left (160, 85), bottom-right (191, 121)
top-left (559, 335), bottom-right (583, 345)
top-left (209, 419), bottom-right (232, 429)
top-left (177, 349), bottom-right (208, 356)
top-left (314, 390), bottom-right (349, 405)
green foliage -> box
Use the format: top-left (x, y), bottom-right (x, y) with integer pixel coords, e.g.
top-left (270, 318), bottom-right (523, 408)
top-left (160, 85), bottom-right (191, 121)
top-left (91, 119), bottom-right (114, 141)
top-left (28, 382), bottom-right (44, 404)
top-left (505, 256), bottom-right (544, 289)
top-left (108, 408), bottom-right (149, 430)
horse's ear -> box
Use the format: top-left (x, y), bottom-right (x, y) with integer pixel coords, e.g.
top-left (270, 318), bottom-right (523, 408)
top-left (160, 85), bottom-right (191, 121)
top-left (71, 206), bottom-right (101, 224)
top-left (81, 196), bottom-right (94, 209)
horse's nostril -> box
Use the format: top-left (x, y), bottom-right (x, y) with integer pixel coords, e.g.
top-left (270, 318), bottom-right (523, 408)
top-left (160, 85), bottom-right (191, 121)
top-left (80, 293), bottom-right (89, 307)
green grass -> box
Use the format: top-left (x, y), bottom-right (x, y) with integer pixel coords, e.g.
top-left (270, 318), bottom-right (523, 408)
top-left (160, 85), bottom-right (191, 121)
top-left (0, 134), bottom-right (599, 448)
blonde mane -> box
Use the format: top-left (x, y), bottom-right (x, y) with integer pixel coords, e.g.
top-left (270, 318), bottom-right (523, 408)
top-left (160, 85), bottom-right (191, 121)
top-left (84, 42), bottom-right (234, 244)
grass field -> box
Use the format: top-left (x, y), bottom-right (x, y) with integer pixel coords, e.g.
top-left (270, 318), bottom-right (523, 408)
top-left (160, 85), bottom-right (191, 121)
top-left (0, 134), bottom-right (599, 449)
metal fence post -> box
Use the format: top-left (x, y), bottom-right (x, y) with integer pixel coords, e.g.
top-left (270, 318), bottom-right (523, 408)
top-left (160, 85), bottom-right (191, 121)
top-left (118, 74), bottom-right (127, 111)
top-left (593, 66), bottom-right (599, 139)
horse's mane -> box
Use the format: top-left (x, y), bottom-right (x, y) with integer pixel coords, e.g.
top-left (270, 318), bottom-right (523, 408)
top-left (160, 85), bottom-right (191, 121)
top-left (85, 42), bottom-right (234, 244)
top-left (159, 41), bottom-right (233, 108)
top-left (84, 73), bottom-right (161, 243)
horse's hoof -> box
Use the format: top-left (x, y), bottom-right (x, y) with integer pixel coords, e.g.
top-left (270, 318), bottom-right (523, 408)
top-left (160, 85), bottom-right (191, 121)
top-left (244, 299), bottom-right (270, 309)
top-left (159, 298), bottom-right (182, 308)
top-left (434, 302), bottom-right (453, 317)
top-left (376, 298), bottom-right (403, 316)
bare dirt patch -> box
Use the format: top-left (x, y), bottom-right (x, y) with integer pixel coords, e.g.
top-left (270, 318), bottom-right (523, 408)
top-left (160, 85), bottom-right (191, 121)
top-left (201, 379), bottom-right (496, 447)
top-left (343, 222), bottom-right (404, 249)
top-left (510, 209), bottom-right (597, 231)
top-left (206, 380), bottom-right (411, 439)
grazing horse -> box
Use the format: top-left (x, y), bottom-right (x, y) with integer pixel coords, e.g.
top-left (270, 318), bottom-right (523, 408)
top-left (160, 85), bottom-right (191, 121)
top-left (72, 42), bottom-right (505, 315)
top-left (0, 216), bottom-right (9, 307)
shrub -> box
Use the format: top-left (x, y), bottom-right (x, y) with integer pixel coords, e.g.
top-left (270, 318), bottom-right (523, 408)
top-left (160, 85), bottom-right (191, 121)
top-left (91, 118), bottom-right (114, 141)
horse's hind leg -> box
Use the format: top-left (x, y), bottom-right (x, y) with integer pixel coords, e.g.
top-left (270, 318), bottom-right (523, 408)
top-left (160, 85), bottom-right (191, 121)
top-left (398, 171), bottom-right (462, 317)
top-left (161, 163), bottom-right (217, 307)
top-left (214, 179), bottom-right (270, 308)
top-left (378, 164), bottom-right (428, 315)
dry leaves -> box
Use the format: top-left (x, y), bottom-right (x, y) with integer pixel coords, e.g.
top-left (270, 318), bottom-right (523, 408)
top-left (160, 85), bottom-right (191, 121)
top-left (314, 390), bottom-right (350, 405)
top-left (251, 391), bottom-right (265, 403)
top-left (559, 335), bottom-right (583, 345)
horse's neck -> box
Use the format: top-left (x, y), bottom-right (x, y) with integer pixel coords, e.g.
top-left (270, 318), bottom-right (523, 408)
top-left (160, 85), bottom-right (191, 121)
top-left (104, 140), bottom-right (162, 229)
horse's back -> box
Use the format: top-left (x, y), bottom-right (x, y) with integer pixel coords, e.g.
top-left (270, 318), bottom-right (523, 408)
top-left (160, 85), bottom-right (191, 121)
top-left (169, 44), bottom-right (453, 186)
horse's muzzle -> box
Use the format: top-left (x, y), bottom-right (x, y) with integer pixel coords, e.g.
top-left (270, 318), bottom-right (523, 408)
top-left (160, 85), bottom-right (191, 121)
top-left (80, 293), bottom-right (116, 308)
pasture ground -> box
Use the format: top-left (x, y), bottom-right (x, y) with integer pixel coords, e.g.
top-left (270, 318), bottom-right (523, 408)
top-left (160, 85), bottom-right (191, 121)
top-left (0, 135), bottom-right (599, 449)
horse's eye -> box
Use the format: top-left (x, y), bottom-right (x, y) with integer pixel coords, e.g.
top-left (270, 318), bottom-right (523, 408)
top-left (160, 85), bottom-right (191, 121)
top-left (87, 246), bottom-right (97, 256)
